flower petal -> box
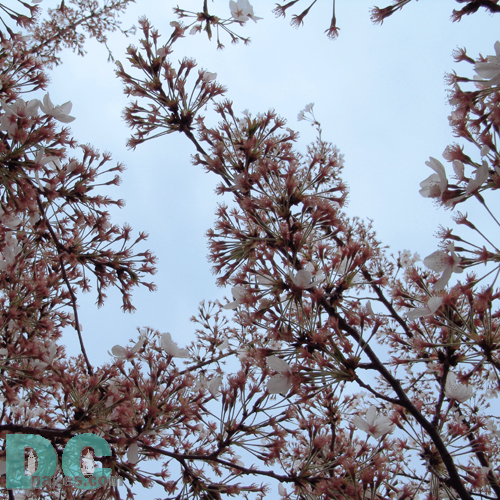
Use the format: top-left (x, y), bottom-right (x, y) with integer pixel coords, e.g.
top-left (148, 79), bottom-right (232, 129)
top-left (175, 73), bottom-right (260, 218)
top-left (267, 373), bottom-right (292, 394)
top-left (127, 442), bottom-right (139, 464)
top-left (266, 355), bottom-right (290, 373)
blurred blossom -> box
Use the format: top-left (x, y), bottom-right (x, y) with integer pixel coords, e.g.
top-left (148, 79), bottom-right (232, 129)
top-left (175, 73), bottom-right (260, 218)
top-left (161, 332), bottom-right (189, 358)
top-left (406, 296), bottom-right (443, 320)
top-left (444, 372), bottom-right (473, 403)
top-left (127, 442), bottom-right (139, 464)
top-left (222, 285), bottom-right (246, 309)
top-left (400, 249), bottom-right (420, 268)
top-left (208, 375), bottom-right (222, 397)
top-left (217, 337), bottom-right (229, 350)
top-left (465, 160), bottom-right (489, 196)
top-left (266, 355), bottom-right (292, 394)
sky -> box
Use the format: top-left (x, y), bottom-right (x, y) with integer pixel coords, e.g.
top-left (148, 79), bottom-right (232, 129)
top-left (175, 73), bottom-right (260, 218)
top-left (13, 0), bottom-right (500, 496)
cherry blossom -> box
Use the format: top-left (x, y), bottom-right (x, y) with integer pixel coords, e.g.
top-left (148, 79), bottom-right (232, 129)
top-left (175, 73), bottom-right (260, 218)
top-left (0, 231), bottom-right (22, 270)
top-left (37, 92), bottom-right (76, 123)
top-left (473, 40), bottom-right (500, 87)
top-left (109, 331), bottom-right (146, 359)
top-left (406, 296), bottom-right (443, 320)
top-left (208, 375), bottom-right (222, 397)
top-left (127, 442), bottom-right (139, 464)
top-left (419, 157), bottom-right (448, 199)
top-left (444, 372), bottom-right (473, 403)
top-left (288, 262), bottom-right (325, 289)
top-left (453, 159), bottom-right (465, 180)
top-left (266, 355), bottom-right (292, 394)
top-left (229, 0), bottom-right (262, 23)
top-left (217, 337), bottom-right (229, 350)
top-left (352, 406), bottom-right (395, 439)
top-left (0, 97), bottom-right (40, 138)
top-left (202, 71), bottom-right (217, 83)
top-left (161, 332), bottom-right (189, 358)
top-left (278, 483), bottom-right (288, 497)
top-left (297, 102), bottom-right (315, 121)
top-left (400, 249), bottom-right (421, 268)
top-left (193, 373), bottom-right (222, 397)
top-left (465, 159), bottom-right (489, 195)
top-left (222, 285), bottom-right (246, 309)
top-left (423, 242), bottom-right (463, 291)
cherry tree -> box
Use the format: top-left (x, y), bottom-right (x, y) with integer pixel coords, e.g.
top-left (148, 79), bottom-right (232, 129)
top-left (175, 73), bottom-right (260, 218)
top-left (0, 1), bottom-right (499, 499)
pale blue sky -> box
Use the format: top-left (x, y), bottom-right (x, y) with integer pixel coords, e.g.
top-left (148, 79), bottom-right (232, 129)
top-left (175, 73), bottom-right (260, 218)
top-left (16, 0), bottom-right (499, 495)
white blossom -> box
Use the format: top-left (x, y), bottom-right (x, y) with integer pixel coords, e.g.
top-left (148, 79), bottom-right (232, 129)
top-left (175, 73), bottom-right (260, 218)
top-left (0, 98), bottom-right (40, 138)
top-left (266, 355), bottom-right (292, 394)
top-left (423, 242), bottom-right (463, 292)
top-left (481, 145), bottom-right (490, 157)
top-left (193, 374), bottom-right (222, 396)
top-left (466, 160), bottom-right (489, 195)
top-left (473, 41), bottom-right (500, 87)
top-left (288, 263), bottom-right (325, 289)
top-left (453, 160), bottom-right (465, 180)
top-left (229, 0), bottom-right (262, 23)
top-left (202, 71), bottom-right (217, 83)
top-left (161, 332), bottom-right (189, 358)
top-left (400, 249), bottom-right (421, 268)
top-left (222, 285), bottom-right (246, 309)
top-left (444, 372), bottom-right (473, 403)
top-left (109, 331), bottom-right (146, 359)
top-left (37, 93), bottom-right (75, 123)
top-left (406, 296), bottom-right (443, 320)
top-left (419, 157), bottom-right (448, 199)
top-left (217, 337), bottom-right (229, 351)
top-left (208, 375), bottom-right (222, 397)
top-left (352, 406), bottom-right (395, 439)
top-left (366, 301), bottom-right (376, 321)
top-left (127, 442), bottom-right (139, 464)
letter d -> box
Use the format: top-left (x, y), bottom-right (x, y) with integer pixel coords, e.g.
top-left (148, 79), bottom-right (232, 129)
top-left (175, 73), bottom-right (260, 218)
top-left (6, 434), bottom-right (57, 489)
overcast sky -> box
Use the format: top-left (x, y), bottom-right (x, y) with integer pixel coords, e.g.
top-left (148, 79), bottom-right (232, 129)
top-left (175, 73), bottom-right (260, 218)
top-left (15, 0), bottom-right (499, 495)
